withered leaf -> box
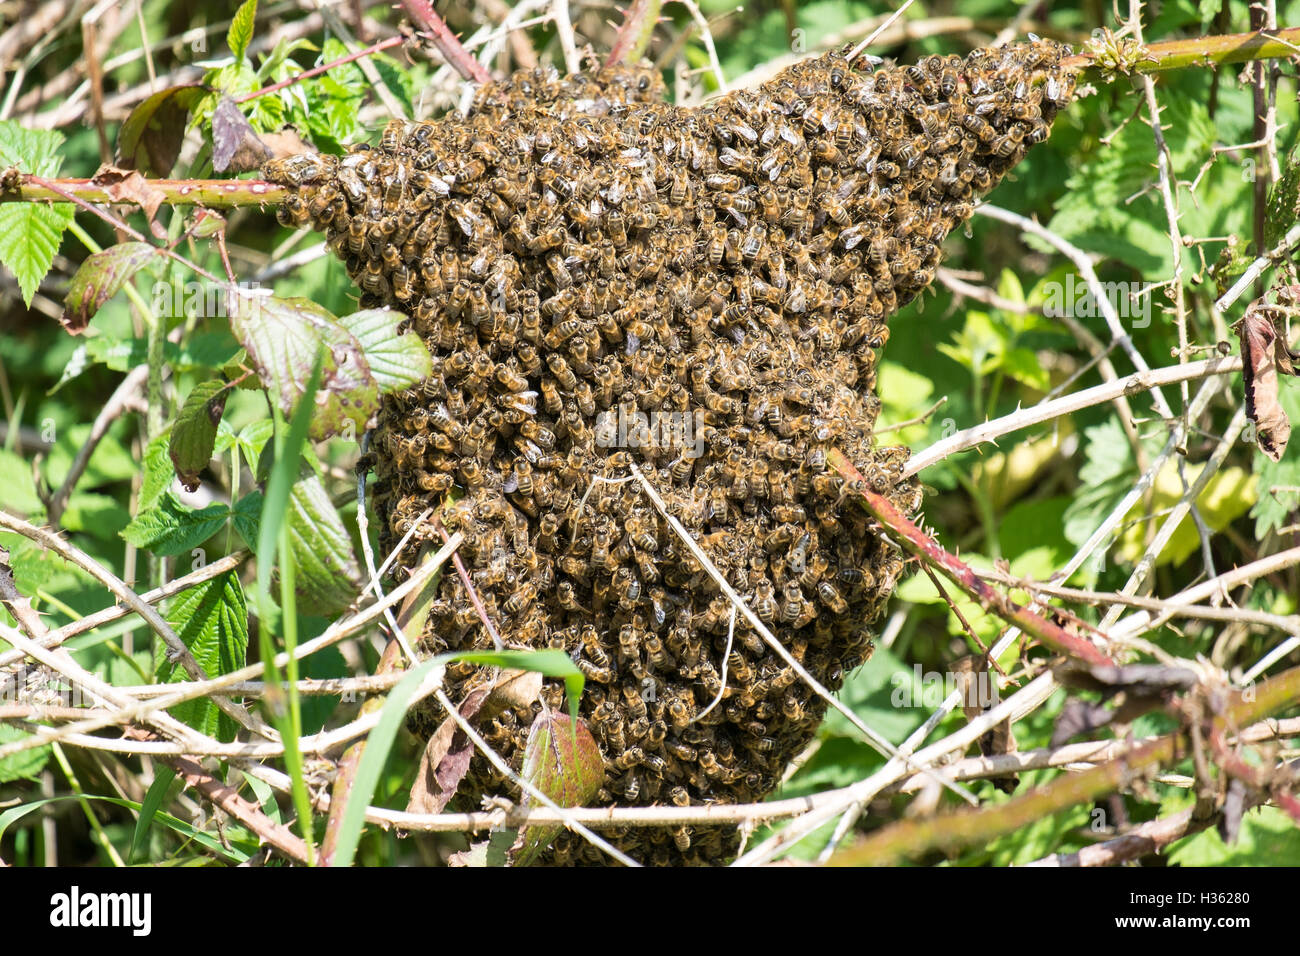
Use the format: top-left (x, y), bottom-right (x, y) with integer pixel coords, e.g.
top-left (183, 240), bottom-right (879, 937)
top-left (949, 654), bottom-right (1018, 794)
top-left (1235, 302), bottom-right (1300, 462)
top-left (258, 127), bottom-right (311, 161)
top-left (169, 380), bottom-right (229, 492)
top-left (60, 240), bottom-right (158, 334)
top-left (1051, 697), bottom-right (1117, 748)
top-left (91, 165), bottom-right (167, 239)
top-left (211, 96), bottom-right (272, 174)
top-left (1056, 661), bottom-right (1198, 696)
top-left (116, 85), bottom-right (205, 177)
top-left (405, 685), bottom-right (491, 815)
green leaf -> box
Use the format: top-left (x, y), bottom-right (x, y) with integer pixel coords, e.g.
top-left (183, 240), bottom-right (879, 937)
top-left (158, 571), bottom-right (249, 742)
top-left (0, 121), bottom-right (73, 306)
top-left (140, 431), bottom-right (175, 513)
top-left (170, 381), bottom-right (229, 492)
top-left (1266, 144), bottom-right (1300, 248)
top-left (0, 725), bottom-right (50, 783)
top-left (0, 448), bottom-right (44, 516)
top-left (1251, 381), bottom-right (1300, 535)
top-left (237, 419), bottom-right (274, 472)
top-left (116, 85), bottom-right (205, 176)
top-left (227, 0), bottom-right (258, 63)
top-left (60, 241), bottom-right (159, 333)
top-left (229, 293), bottom-right (379, 441)
top-left (121, 492), bottom-right (229, 556)
top-left (447, 649), bottom-right (586, 723)
top-left (336, 308), bottom-right (431, 392)
top-left (231, 491), bottom-right (263, 548)
top-left (0, 794), bottom-right (248, 862)
top-left (284, 474), bottom-right (362, 615)
top-left (1169, 804), bottom-right (1300, 865)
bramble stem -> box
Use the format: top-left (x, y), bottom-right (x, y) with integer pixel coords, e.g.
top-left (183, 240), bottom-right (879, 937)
top-left (606, 0), bottom-right (663, 68)
top-left (1, 176), bottom-right (288, 207)
top-left (4, 27), bottom-right (1300, 215)
top-left (400, 0), bottom-right (493, 83)
top-left (827, 450), bottom-right (1116, 668)
top-left (1063, 25), bottom-right (1300, 75)
top-left (830, 663), bottom-right (1300, 866)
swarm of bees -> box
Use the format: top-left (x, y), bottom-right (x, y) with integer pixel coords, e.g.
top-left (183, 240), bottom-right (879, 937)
top-left (265, 38), bottom-right (1073, 865)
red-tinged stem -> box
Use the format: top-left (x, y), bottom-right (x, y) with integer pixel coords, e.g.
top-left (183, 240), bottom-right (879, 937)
top-left (237, 35), bottom-right (405, 104)
top-left (606, 0), bottom-right (663, 68)
top-left (23, 174), bottom-right (223, 286)
top-left (830, 663), bottom-right (1300, 866)
top-left (3, 175), bottom-right (289, 208)
top-left (827, 449), bottom-right (1115, 669)
top-left (400, 0), bottom-right (492, 84)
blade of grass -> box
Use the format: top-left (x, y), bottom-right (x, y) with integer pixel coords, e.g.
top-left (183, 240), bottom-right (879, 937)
top-left (0, 795), bottom-right (250, 863)
top-left (254, 348), bottom-right (324, 864)
top-left (328, 655), bottom-right (445, 868)
top-left (129, 766), bottom-right (176, 863)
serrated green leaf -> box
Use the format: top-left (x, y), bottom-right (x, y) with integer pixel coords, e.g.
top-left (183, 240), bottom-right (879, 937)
top-left (231, 491), bottom-right (263, 548)
top-left (0, 120), bottom-right (73, 306)
top-left (227, 0), bottom-right (258, 63)
top-left (1169, 804), bottom-right (1300, 865)
top-left (229, 292), bottom-right (379, 440)
top-left (121, 492), bottom-right (229, 556)
top-left (140, 431), bottom-right (174, 514)
top-left (0, 448), bottom-right (44, 516)
top-left (116, 85), bottom-right (205, 175)
top-left (170, 381), bottom-right (229, 492)
top-left (237, 419), bottom-right (274, 471)
top-left (158, 570), bottom-right (248, 741)
top-left (1266, 145), bottom-right (1300, 248)
top-left (336, 308), bottom-right (431, 392)
top-left (61, 241), bottom-right (159, 333)
top-left (0, 725), bottom-right (50, 783)
top-left (284, 474), bottom-right (361, 614)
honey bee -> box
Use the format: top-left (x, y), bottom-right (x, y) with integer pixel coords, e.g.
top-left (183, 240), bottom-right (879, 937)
top-left (265, 152), bottom-right (333, 186)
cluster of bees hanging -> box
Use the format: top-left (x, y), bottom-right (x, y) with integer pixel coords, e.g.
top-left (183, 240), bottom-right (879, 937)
top-left (265, 38), bottom-right (1073, 865)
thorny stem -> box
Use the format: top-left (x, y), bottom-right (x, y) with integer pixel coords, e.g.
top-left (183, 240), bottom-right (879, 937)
top-left (400, 0), bottom-right (493, 84)
top-left (236, 35), bottom-right (405, 104)
top-left (2, 27), bottom-right (1299, 214)
top-left (830, 663), bottom-right (1300, 866)
top-left (826, 450), bottom-right (1116, 668)
top-left (1, 175), bottom-right (288, 207)
top-left (605, 0), bottom-right (663, 68)
top-left (1062, 25), bottom-right (1300, 76)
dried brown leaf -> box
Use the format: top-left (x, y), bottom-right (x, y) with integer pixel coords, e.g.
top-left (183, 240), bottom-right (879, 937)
top-left (211, 96), bottom-right (272, 174)
top-left (1235, 303), bottom-right (1299, 462)
top-left (90, 165), bottom-right (167, 239)
top-left (405, 685), bottom-right (491, 815)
